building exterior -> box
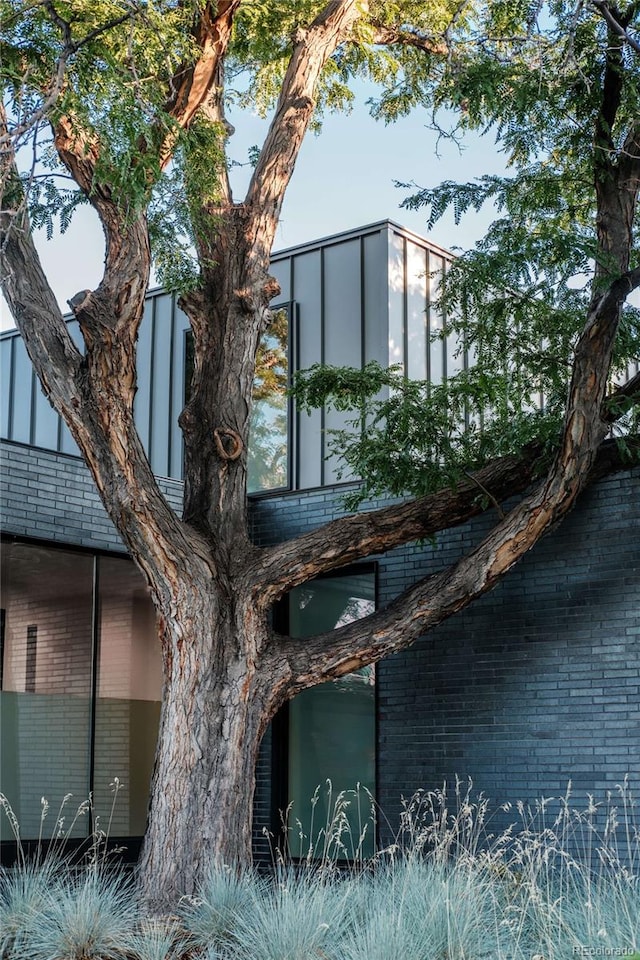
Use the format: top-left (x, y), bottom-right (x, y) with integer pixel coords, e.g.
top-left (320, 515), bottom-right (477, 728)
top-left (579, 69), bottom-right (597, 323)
top-left (1, 221), bottom-right (639, 862)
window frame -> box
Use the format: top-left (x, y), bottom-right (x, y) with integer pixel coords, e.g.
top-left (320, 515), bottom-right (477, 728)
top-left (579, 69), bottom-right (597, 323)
top-left (0, 535), bottom-right (151, 866)
top-left (183, 301), bottom-right (295, 494)
top-left (270, 562), bottom-right (379, 861)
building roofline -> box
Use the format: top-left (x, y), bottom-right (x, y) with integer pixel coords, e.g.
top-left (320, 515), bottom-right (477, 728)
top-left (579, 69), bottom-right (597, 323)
top-left (270, 219), bottom-right (453, 261)
top-left (0, 220), bottom-right (453, 340)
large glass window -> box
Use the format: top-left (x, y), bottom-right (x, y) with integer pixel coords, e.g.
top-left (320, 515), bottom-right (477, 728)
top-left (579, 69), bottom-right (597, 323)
top-left (0, 543), bottom-right (93, 841)
top-left (286, 570), bottom-right (376, 859)
top-left (0, 542), bottom-right (161, 846)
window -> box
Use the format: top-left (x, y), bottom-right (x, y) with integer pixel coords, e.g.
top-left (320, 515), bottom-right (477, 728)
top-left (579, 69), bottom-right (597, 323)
top-left (93, 556), bottom-right (162, 837)
top-left (184, 305), bottom-right (291, 493)
top-left (0, 542), bottom-right (94, 842)
top-left (248, 306), bottom-right (289, 492)
top-left (0, 541), bottom-right (161, 849)
top-left (277, 568), bottom-right (376, 859)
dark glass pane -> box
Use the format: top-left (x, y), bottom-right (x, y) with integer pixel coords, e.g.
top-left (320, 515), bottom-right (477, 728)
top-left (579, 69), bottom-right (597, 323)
top-left (0, 543), bottom-right (93, 841)
top-left (93, 556), bottom-right (161, 837)
top-left (287, 573), bottom-right (376, 859)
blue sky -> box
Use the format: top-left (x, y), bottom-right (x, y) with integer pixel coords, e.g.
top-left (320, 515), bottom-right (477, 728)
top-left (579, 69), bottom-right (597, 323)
top-left (0, 89), bottom-right (508, 331)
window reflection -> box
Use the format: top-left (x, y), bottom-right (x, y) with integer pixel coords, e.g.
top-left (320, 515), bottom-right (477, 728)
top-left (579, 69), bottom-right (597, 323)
top-left (287, 572), bottom-right (376, 859)
top-left (93, 557), bottom-right (161, 837)
top-left (0, 542), bottom-right (161, 844)
top-left (0, 543), bottom-right (93, 841)
top-left (248, 307), bottom-right (289, 492)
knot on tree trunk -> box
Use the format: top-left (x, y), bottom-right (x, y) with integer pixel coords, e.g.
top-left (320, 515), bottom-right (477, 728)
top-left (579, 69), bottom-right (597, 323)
top-left (68, 289), bottom-right (100, 348)
top-left (68, 289), bottom-right (93, 316)
top-left (214, 427), bottom-right (243, 461)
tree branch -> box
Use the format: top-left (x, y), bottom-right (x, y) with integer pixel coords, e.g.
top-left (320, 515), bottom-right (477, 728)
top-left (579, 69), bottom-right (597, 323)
top-left (594, 19), bottom-right (625, 163)
top-left (1, 105), bottom-right (82, 401)
top-left (1, 121), bottom-right (202, 606)
top-left (158, 0), bottom-right (242, 171)
top-left (275, 431), bottom-right (637, 695)
top-left (619, 121), bottom-right (640, 182)
top-left (251, 448), bottom-right (543, 609)
top-left (0, 3), bottom-right (142, 151)
top-left (244, 0), bottom-right (363, 258)
top-left (368, 19), bottom-right (448, 56)
top-left (53, 114), bottom-right (151, 347)
top-left (590, 0), bottom-right (640, 55)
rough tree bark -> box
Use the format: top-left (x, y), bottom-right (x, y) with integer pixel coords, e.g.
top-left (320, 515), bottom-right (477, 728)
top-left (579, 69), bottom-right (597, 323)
top-left (1, 1), bottom-right (639, 913)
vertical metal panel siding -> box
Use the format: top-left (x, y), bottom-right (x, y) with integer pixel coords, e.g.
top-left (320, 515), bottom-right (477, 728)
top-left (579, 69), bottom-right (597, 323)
top-left (1, 337), bottom-right (13, 439)
top-left (270, 258), bottom-right (291, 303)
top-left (33, 379), bottom-right (60, 450)
top-left (291, 250), bottom-right (323, 489)
top-left (134, 297), bottom-right (154, 453)
top-left (406, 239), bottom-right (427, 381)
top-left (428, 254), bottom-right (445, 385)
top-left (363, 230), bottom-right (389, 368)
top-left (323, 239), bottom-right (362, 485)
top-left (319, 247), bottom-right (326, 486)
top-left (59, 321), bottom-right (83, 455)
top-left (170, 304), bottom-right (190, 480)
top-left (150, 294), bottom-right (173, 477)
top-left (11, 338), bottom-right (34, 444)
top-left (445, 262), bottom-right (464, 378)
top-left (388, 232), bottom-right (404, 367)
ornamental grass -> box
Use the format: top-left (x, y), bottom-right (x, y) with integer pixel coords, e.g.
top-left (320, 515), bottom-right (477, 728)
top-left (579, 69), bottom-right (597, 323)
top-left (1, 779), bottom-right (639, 959)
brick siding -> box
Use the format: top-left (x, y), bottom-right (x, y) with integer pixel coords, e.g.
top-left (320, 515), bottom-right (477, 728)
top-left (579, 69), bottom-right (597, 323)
top-left (3, 439), bottom-right (639, 859)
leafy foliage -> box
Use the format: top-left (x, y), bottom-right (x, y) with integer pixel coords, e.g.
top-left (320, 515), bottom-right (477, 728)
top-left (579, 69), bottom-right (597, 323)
top-left (292, 0), bottom-right (640, 507)
top-left (2, 0), bottom-right (226, 292)
top-left (292, 360), bottom-right (562, 508)
top-left (228, 0), bottom-right (465, 126)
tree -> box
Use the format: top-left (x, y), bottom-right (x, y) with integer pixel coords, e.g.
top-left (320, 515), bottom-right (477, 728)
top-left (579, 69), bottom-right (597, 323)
top-left (1, 0), bottom-right (639, 911)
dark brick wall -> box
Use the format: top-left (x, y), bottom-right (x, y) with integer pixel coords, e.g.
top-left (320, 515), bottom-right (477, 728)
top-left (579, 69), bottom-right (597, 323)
top-left (250, 469), bottom-right (640, 852)
top-left (374, 471), bottom-right (640, 846)
top-left (3, 439), bottom-right (639, 858)
top-left (1, 441), bottom-right (183, 553)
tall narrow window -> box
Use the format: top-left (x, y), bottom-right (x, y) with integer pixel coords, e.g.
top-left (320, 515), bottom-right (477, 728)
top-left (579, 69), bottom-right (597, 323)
top-left (286, 570), bottom-right (376, 859)
top-left (0, 609), bottom-right (6, 691)
top-left (248, 306), bottom-right (289, 492)
top-left (184, 305), bottom-right (290, 493)
top-left (25, 625), bottom-right (37, 693)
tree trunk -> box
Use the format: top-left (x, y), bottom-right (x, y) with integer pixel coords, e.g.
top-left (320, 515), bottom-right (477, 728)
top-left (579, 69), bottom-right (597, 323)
top-left (137, 577), bottom-right (280, 911)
